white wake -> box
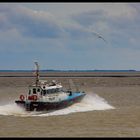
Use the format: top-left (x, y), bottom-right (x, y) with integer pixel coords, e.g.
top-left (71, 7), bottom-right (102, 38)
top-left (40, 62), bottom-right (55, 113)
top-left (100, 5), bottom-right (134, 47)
top-left (0, 93), bottom-right (114, 117)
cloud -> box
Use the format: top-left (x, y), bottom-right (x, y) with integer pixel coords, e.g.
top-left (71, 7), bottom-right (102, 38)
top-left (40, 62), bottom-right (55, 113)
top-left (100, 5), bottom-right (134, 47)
top-left (0, 4), bottom-right (109, 40)
top-left (0, 4), bottom-right (65, 38)
top-left (71, 3), bottom-right (140, 49)
top-left (0, 3), bottom-right (140, 70)
top-left (71, 3), bottom-right (139, 32)
top-left (72, 3), bottom-right (138, 24)
top-left (0, 3), bottom-right (140, 49)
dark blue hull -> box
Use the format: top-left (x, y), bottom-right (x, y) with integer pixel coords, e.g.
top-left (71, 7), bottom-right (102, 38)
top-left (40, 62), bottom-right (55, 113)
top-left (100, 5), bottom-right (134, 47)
top-left (15, 93), bottom-right (86, 111)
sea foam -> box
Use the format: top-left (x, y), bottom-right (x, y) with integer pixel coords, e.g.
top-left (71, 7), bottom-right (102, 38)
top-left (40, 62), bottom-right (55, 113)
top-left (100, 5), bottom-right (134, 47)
top-left (0, 93), bottom-right (114, 117)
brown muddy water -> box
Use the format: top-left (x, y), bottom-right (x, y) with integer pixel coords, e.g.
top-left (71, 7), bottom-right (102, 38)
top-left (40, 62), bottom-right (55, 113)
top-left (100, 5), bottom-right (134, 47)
top-left (0, 74), bottom-right (140, 137)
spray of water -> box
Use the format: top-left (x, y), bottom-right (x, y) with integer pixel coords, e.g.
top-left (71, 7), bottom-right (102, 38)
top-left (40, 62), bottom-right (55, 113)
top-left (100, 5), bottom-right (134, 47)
top-left (0, 93), bottom-right (114, 117)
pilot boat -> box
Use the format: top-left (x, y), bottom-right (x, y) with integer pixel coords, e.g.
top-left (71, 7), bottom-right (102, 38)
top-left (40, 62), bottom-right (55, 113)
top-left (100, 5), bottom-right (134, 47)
top-left (15, 62), bottom-right (86, 111)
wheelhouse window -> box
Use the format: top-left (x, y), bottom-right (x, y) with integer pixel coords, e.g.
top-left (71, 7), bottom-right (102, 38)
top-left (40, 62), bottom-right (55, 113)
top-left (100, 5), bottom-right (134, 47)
top-left (33, 88), bottom-right (37, 94)
top-left (51, 89), bottom-right (55, 93)
top-left (37, 88), bottom-right (40, 92)
top-left (58, 88), bottom-right (63, 92)
top-left (47, 88), bottom-right (62, 94)
top-left (29, 89), bottom-right (31, 95)
top-left (47, 90), bottom-right (51, 94)
top-left (43, 90), bottom-right (46, 96)
top-left (55, 88), bottom-right (58, 92)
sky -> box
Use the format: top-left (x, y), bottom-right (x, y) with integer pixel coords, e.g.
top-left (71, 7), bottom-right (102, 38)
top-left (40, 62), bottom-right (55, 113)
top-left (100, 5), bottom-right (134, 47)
top-left (0, 3), bottom-right (140, 70)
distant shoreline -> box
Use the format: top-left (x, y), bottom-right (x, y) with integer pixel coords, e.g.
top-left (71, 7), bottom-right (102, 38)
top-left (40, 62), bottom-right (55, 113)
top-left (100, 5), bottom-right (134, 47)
top-left (0, 70), bottom-right (139, 78)
top-left (0, 70), bottom-right (137, 72)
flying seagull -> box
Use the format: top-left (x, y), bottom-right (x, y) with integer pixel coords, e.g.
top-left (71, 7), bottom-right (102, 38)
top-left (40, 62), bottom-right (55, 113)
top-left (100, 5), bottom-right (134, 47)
top-left (85, 28), bottom-right (108, 44)
top-left (91, 31), bottom-right (108, 43)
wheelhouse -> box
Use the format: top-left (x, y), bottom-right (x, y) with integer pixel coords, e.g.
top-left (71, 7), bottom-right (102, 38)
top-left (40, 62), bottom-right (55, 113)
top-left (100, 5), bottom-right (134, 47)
top-left (28, 86), bottom-right (42, 96)
top-left (27, 84), bottom-right (63, 97)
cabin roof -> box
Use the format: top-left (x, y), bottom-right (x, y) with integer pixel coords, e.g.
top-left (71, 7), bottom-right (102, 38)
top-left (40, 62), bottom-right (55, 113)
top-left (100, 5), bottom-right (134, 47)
top-left (41, 84), bottom-right (62, 90)
top-left (29, 84), bottom-right (62, 90)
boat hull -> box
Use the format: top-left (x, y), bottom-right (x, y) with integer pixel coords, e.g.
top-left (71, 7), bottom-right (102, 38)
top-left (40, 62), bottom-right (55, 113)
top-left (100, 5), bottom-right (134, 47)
top-left (15, 92), bottom-right (86, 111)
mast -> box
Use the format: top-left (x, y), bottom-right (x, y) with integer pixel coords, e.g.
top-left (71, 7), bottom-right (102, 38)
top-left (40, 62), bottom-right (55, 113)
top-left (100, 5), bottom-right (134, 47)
top-left (34, 62), bottom-right (39, 86)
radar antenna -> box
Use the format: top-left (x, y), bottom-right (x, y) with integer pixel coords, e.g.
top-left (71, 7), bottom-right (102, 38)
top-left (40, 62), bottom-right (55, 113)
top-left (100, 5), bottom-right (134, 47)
top-left (34, 62), bottom-right (39, 86)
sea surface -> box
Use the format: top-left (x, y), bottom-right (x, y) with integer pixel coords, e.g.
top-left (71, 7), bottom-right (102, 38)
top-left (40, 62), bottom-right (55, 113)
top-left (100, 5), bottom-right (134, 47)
top-left (0, 73), bottom-right (140, 137)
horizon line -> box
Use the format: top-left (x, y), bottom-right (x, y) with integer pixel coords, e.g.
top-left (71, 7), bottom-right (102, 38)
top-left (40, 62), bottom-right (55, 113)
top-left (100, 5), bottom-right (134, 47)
top-left (0, 69), bottom-right (137, 72)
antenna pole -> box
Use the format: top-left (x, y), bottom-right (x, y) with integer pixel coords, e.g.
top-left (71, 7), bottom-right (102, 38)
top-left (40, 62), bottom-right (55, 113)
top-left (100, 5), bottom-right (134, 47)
top-left (34, 62), bottom-right (39, 86)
